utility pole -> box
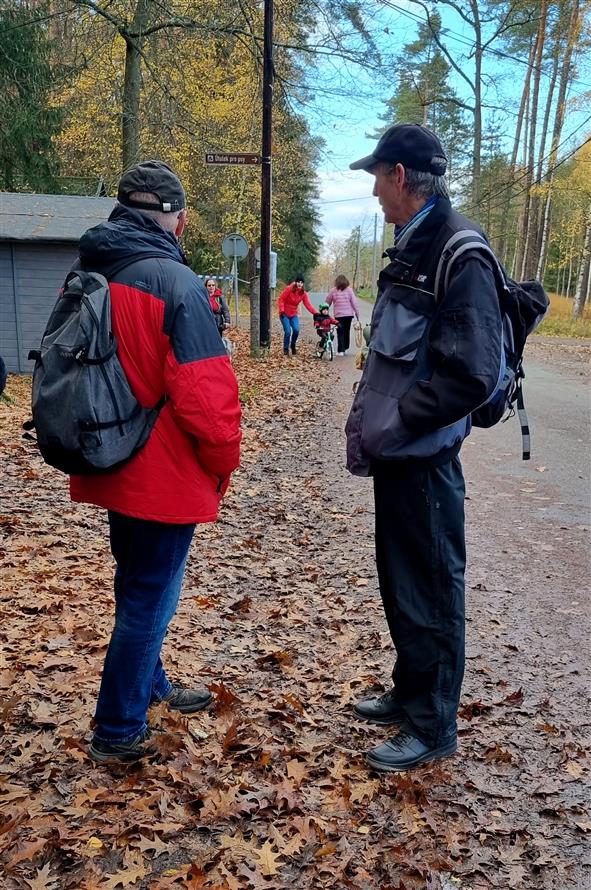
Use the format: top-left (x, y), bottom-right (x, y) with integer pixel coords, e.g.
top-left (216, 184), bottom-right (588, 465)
top-left (259, 0), bottom-right (273, 351)
top-left (353, 226), bottom-right (361, 289)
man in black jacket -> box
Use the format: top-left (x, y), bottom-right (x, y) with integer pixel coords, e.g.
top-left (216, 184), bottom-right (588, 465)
top-left (346, 124), bottom-right (502, 771)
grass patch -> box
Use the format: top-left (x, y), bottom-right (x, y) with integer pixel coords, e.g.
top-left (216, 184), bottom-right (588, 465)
top-left (357, 287), bottom-right (376, 304)
top-left (536, 293), bottom-right (591, 339)
top-left (358, 287), bottom-right (590, 338)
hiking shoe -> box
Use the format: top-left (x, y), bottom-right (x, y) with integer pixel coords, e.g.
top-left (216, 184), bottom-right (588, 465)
top-left (89, 726), bottom-right (159, 763)
top-left (163, 684), bottom-right (212, 714)
top-left (354, 688), bottom-right (405, 725)
top-left (291, 344), bottom-right (297, 355)
top-left (366, 730), bottom-right (457, 772)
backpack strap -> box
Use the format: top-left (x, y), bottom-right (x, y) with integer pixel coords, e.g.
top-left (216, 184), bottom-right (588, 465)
top-left (516, 379), bottom-right (531, 461)
top-left (434, 230), bottom-right (532, 460)
top-left (434, 229), bottom-right (506, 300)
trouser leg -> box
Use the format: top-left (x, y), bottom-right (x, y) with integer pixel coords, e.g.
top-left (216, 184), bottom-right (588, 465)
top-left (281, 316), bottom-right (292, 351)
top-left (94, 511), bottom-right (195, 742)
top-left (338, 316), bottom-right (353, 351)
top-left (290, 316), bottom-right (300, 347)
top-left (373, 457), bottom-right (466, 746)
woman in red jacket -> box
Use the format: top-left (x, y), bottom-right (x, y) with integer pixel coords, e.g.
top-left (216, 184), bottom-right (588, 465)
top-left (205, 278), bottom-right (231, 334)
top-left (277, 276), bottom-right (317, 355)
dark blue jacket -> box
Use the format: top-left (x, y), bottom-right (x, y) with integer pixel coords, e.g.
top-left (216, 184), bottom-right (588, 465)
top-left (346, 198), bottom-right (502, 475)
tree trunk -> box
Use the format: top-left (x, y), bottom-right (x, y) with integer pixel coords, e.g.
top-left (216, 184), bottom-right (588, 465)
top-left (469, 0), bottom-right (482, 209)
top-left (557, 258), bottom-right (564, 297)
top-left (530, 47), bottom-right (559, 277)
top-left (121, 0), bottom-right (151, 171)
top-left (497, 37), bottom-right (535, 265)
top-left (573, 205), bottom-right (591, 318)
top-left (520, 0), bottom-right (548, 280)
top-left (512, 84), bottom-right (531, 279)
top-left (536, 0), bottom-right (581, 280)
top-left (566, 236), bottom-right (575, 298)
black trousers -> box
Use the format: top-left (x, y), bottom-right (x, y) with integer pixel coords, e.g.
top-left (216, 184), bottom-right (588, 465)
top-left (373, 456), bottom-right (466, 746)
top-left (336, 316), bottom-right (353, 353)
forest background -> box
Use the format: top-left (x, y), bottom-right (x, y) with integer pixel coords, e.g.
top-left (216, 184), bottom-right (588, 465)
top-left (1, 0), bottom-right (591, 324)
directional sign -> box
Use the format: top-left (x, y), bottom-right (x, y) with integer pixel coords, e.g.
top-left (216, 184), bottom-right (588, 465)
top-left (205, 152), bottom-right (260, 166)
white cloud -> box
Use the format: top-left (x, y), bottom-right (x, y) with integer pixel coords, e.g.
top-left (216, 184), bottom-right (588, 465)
top-left (315, 168), bottom-right (382, 242)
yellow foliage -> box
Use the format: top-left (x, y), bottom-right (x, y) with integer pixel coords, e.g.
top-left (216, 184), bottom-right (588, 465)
top-left (52, 0), bottom-right (320, 269)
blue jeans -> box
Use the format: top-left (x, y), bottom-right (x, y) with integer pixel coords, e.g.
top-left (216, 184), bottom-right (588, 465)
top-left (281, 314), bottom-right (300, 350)
top-left (93, 511), bottom-right (195, 743)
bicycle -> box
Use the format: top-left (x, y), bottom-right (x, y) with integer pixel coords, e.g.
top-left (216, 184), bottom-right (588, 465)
top-left (315, 324), bottom-right (338, 361)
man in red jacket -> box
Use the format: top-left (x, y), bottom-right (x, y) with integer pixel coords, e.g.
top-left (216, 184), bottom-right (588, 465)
top-left (70, 160), bottom-right (242, 763)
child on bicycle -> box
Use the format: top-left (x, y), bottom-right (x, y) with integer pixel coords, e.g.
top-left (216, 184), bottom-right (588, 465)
top-left (313, 303), bottom-right (339, 353)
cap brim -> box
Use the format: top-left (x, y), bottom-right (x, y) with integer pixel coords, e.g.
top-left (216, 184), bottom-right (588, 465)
top-left (349, 153), bottom-right (378, 171)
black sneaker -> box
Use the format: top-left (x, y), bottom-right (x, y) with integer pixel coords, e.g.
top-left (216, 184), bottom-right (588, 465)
top-left (283, 348), bottom-right (290, 356)
top-left (366, 730), bottom-right (457, 772)
top-left (163, 684), bottom-right (212, 715)
top-left (89, 726), bottom-right (159, 763)
top-left (291, 344), bottom-right (297, 355)
top-left (354, 689), bottom-right (405, 725)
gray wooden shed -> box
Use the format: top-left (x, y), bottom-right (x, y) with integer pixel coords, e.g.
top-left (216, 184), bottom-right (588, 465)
top-left (0, 192), bottom-right (116, 372)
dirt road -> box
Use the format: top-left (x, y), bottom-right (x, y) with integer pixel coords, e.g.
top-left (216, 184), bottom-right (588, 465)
top-left (0, 330), bottom-right (589, 889)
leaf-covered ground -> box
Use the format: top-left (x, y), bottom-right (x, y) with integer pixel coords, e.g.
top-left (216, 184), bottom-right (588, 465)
top-left (1, 331), bottom-right (589, 890)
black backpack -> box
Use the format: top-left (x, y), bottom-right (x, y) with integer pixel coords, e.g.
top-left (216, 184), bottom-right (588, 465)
top-left (26, 265), bottom-right (164, 474)
top-left (434, 230), bottom-right (549, 459)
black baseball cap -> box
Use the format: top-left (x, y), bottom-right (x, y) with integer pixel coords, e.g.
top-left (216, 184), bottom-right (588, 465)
top-left (350, 124), bottom-right (447, 175)
top-left (117, 159), bottom-right (186, 212)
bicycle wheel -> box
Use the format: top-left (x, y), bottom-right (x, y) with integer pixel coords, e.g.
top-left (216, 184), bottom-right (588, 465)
top-left (327, 339), bottom-right (334, 361)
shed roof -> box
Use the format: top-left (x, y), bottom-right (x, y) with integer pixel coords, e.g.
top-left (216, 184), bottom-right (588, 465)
top-left (0, 192), bottom-right (116, 243)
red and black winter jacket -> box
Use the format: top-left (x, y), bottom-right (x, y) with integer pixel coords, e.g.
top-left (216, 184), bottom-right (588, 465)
top-left (209, 288), bottom-right (231, 332)
top-left (70, 205), bottom-right (241, 524)
top-left (313, 313), bottom-right (339, 333)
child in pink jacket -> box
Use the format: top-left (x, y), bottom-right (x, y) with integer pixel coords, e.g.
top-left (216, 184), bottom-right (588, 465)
top-left (326, 275), bottom-right (360, 355)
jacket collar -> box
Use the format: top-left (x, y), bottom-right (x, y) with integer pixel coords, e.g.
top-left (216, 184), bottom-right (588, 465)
top-left (79, 204), bottom-right (186, 274)
top-left (382, 197), bottom-right (453, 284)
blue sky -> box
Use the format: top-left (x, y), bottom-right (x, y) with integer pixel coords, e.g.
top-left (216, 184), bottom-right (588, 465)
top-left (300, 1), bottom-right (591, 245)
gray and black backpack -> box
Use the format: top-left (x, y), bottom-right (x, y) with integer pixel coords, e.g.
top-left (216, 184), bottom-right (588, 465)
top-left (434, 230), bottom-right (549, 459)
top-left (25, 267), bottom-right (164, 474)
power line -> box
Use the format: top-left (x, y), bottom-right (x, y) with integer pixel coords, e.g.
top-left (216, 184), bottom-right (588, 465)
top-left (378, 0), bottom-right (591, 93)
top-left (461, 112), bottom-right (591, 216)
top-left (316, 194), bottom-right (373, 205)
top-left (473, 133), bottom-right (591, 219)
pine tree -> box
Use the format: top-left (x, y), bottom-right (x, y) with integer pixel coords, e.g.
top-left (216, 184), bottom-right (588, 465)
top-left (376, 14), bottom-right (470, 177)
top-left (0, 2), bottom-right (63, 190)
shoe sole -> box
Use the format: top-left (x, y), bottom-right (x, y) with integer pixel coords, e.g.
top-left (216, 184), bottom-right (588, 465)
top-left (366, 741), bottom-right (458, 773)
top-left (167, 693), bottom-right (213, 715)
top-left (89, 745), bottom-right (157, 764)
top-left (353, 706), bottom-right (405, 726)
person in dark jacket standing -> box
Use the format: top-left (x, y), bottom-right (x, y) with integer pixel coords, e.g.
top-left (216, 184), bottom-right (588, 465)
top-left (70, 160), bottom-right (242, 763)
top-left (346, 125), bottom-right (502, 771)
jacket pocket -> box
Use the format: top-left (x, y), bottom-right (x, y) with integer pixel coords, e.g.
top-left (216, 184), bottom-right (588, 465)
top-left (360, 389), bottom-right (409, 458)
top-left (371, 298), bottom-right (429, 362)
top-left (345, 384), bottom-right (371, 476)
